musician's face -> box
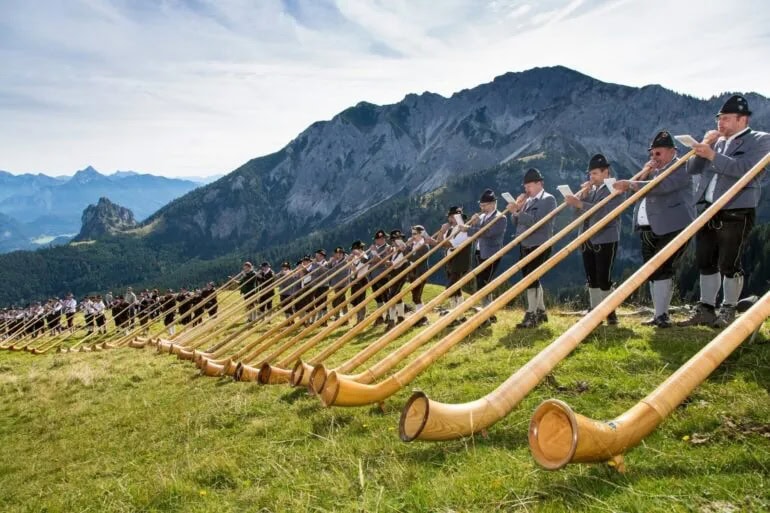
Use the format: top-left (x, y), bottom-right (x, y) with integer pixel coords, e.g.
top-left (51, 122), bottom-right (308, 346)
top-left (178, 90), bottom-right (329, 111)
top-left (649, 147), bottom-right (676, 168)
top-left (717, 113), bottom-right (749, 137)
top-left (478, 200), bottom-right (496, 213)
top-left (523, 181), bottom-right (543, 197)
top-left (589, 168), bottom-right (609, 186)
top-left (375, 236), bottom-right (385, 245)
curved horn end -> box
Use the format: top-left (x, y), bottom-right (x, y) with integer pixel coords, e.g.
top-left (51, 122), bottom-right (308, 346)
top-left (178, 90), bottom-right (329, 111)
top-left (103, 342), bottom-right (118, 350)
top-left (263, 365), bottom-right (291, 385)
top-left (238, 364), bottom-right (260, 382)
top-left (222, 359), bottom-right (238, 377)
top-left (177, 348), bottom-right (194, 361)
top-left (308, 364), bottom-right (328, 395)
top-left (399, 391), bottom-right (430, 442)
top-left (529, 399), bottom-right (579, 470)
top-left (319, 372), bottom-right (387, 407)
top-left (290, 360), bottom-right (310, 388)
top-left (170, 344), bottom-right (184, 356)
top-left (200, 360), bottom-right (226, 377)
top-left (128, 339), bottom-right (146, 349)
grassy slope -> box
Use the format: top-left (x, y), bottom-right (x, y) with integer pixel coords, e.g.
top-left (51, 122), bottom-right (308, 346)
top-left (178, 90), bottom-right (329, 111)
top-left (1, 285), bottom-right (769, 513)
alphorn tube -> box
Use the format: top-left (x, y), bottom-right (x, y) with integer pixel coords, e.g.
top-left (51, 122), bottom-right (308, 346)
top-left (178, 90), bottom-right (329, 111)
top-left (256, 225), bottom-right (495, 385)
top-left (400, 151), bottom-right (770, 442)
top-left (321, 153), bottom-right (688, 408)
top-left (183, 253), bottom-right (357, 359)
top-left (232, 254), bottom-right (399, 381)
top-left (304, 200), bottom-right (577, 393)
top-left (529, 290), bottom-right (770, 470)
top-left (199, 254), bottom-right (395, 376)
top-left (287, 217), bottom-right (510, 388)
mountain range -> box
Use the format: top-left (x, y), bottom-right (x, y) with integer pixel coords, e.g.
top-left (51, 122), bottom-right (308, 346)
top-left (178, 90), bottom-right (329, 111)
top-left (0, 65), bottom-right (768, 304)
top-left (0, 167), bottom-right (202, 252)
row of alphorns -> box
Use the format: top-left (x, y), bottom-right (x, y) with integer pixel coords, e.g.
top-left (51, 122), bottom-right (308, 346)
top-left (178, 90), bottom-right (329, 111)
top-left (4, 149), bottom-right (769, 470)
top-left (125, 150), bottom-right (769, 471)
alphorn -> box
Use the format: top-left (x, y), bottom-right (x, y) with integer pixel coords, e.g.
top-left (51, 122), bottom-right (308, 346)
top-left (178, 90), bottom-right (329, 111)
top-left (245, 228), bottom-right (457, 384)
top-left (303, 200), bottom-right (578, 394)
top-left (158, 270), bottom-right (292, 354)
top-left (529, 290), bottom-right (770, 472)
top-left (320, 156), bottom-right (679, 409)
top-left (400, 151), bottom-right (769, 442)
top-left (129, 273), bottom-right (248, 347)
top-left (205, 252), bottom-right (397, 377)
top-left (282, 220), bottom-right (508, 387)
top-left (193, 253), bottom-right (389, 372)
top-left (160, 270), bottom-right (288, 347)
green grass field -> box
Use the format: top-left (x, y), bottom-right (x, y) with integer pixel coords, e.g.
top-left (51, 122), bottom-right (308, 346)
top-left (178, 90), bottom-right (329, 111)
top-left (1, 285), bottom-right (769, 512)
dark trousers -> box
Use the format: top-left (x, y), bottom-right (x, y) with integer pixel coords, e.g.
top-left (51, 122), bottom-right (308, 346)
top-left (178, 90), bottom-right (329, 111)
top-left (387, 275), bottom-right (408, 303)
top-left (369, 273), bottom-right (390, 304)
top-left (475, 250), bottom-right (500, 293)
top-left (695, 208), bottom-right (755, 278)
top-left (332, 288), bottom-right (347, 310)
top-left (350, 278), bottom-right (368, 307)
top-left (410, 280), bottom-right (426, 304)
top-left (581, 241), bottom-right (617, 291)
top-left (446, 270), bottom-right (467, 299)
top-left (640, 228), bottom-right (687, 281)
top-left (520, 245), bottom-right (551, 290)
top-left (314, 286), bottom-right (330, 310)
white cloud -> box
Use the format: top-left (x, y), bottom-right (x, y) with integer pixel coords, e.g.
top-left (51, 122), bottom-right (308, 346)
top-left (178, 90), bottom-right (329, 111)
top-left (0, 0), bottom-right (768, 177)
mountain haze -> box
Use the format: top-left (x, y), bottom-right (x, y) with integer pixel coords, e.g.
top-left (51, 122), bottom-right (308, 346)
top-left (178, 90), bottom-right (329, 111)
top-left (0, 167), bottom-right (202, 252)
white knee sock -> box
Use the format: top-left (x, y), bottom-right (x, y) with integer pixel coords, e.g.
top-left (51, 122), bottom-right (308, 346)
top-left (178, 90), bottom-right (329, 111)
top-left (415, 303), bottom-right (424, 312)
top-left (537, 286), bottom-right (545, 311)
top-left (653, 279), bottom-right (673, 317)
top-left (388, 306), bottom-right (397, 321)
top-left (722, 275), bottom-right (743, 306)
top-left (700, 273), bottom-right (720, 307)
top-left (396, 303), bottom-right (405, 319)
top-left (526, 289), bottom-right (538, 313)
top-left (588, 288), bottom-right (601, 309)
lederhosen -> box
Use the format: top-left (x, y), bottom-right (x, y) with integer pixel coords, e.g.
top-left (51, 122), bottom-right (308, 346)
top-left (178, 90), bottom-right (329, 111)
top-left (580, 187), bottom-right (617, 292)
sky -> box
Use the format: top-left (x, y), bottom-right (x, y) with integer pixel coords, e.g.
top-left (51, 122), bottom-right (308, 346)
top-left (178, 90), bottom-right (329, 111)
top-left (1, 0), bottom-right (768, 178)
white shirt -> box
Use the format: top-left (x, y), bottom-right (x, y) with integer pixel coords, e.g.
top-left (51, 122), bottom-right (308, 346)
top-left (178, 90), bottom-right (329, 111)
top-left (63, 298), bottom-right (77, 313)
top-left (525, 189), bottom-right (545, 208)
top-left (705, 127), bottom-right (750, 203)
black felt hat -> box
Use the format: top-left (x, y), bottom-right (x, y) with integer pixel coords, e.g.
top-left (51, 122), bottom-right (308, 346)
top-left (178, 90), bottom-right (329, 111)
top-left (281, 261), bottom-right (291, 269)
top-left (479, 188), bottom-right (496, 203)
top-left (260, 261), bottom-right (270, 267)
top-left (373, 229), bottom-right (386, 240)
top-left (334, 246), bottom-right (345, 254)
top-left (351, 240), bottom-right (365, 250)
top-left (523, 168), bottom-right (544, 183)
top-left (389, 229), bottom-right (403, 240)
top-left (447, 206), bottom-right (463, 216)
top-left (301, 255), bottom-right (312, 262)
top-left (648, 131), bottom-right (675, 150)
top-left (588, 154), bottom-right (610, 171)
top-left (315, 249), bottom-right (326, 257)
top-left (718, 94), bottom-right (751, 116)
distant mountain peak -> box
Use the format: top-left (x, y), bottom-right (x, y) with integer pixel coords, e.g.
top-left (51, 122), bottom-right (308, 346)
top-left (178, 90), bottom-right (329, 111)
top-left (72, 197), bottom-right (137, 242)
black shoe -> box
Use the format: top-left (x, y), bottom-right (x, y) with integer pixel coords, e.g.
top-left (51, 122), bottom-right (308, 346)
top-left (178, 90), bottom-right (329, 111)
top-left (447, 317), bottom-right (465, 328)
top-left (535, 310), bottom-right (548, 325)
top-left (374, 317), bottom-right (385, 326)
top-left (439, 309), bottom-right (450, 317)
top-left (606, 311), bottom-right (618, 326)
top-left (655, 313), bottom-right (672, 329)
top-left (516, 312), bottom-right (537, 329)
top-left (414, 316), bottom-right (429, 327)
top-left (397, 316), bottom-right (405, 324)
top-left (385, 320), bottom-right (396, 332)
top-left (712, 305), bottom-right (736, 329)
top-left (489, 315), bottom-right (498, 324)
top-left (641, 316), bottom-right (658, 326)
top-left (677, 303), bottom-right (717, 327)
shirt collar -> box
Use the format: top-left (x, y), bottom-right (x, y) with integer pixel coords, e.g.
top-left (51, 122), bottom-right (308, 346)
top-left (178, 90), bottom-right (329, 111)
top-left (725, 126), bottom-right (751, 144)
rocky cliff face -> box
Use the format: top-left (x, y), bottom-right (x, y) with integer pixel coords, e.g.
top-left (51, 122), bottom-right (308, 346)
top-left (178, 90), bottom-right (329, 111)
top-left (73, 197), bottom-right (137, 241)
top-left (145, 66), bottom-right (769, 255)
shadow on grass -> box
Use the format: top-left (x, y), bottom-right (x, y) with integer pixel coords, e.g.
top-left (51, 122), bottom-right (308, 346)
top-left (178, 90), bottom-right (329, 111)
top-left (648, 325), bottom-right (770, 392)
